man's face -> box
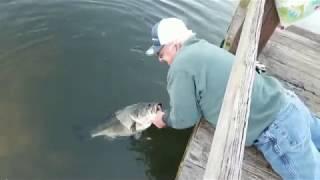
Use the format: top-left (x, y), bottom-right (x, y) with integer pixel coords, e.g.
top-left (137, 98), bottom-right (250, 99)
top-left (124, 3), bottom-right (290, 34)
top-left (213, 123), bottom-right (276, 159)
top-left (156, 43), bottom-right (178, 65)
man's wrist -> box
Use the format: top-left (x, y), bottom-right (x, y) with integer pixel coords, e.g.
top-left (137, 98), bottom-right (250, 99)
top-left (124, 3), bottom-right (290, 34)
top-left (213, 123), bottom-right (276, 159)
top-left (162, 110), bottom-right (170, 127)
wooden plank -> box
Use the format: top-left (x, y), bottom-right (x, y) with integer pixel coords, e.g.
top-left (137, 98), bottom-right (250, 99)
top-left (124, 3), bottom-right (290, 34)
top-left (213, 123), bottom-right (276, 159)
top-left (176, 26), bottom-right (320, 180)
top-left (257, 0), bottom-right (279, 54)
top-left (288, 26), bottom-right (320, 44)
top-left (203, 0), bottom-right (266, 179)
top-left (223, 0), bottom-right (279, 55)
top-left (269, 28), bottom-right (320, 56)
top-left (259, 27), bottom-right (320, 112)
top-left (176, 120), bottom-right (281, 180)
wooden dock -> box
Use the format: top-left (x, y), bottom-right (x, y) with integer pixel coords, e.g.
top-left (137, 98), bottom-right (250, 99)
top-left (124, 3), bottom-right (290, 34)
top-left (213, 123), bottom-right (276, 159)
top-left (175, 1), bottom-right (320, 179)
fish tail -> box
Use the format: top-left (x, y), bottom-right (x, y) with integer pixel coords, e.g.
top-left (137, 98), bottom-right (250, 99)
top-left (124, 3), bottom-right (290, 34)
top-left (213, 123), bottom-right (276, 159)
top-left (91, 131), bottom-right (117, 141)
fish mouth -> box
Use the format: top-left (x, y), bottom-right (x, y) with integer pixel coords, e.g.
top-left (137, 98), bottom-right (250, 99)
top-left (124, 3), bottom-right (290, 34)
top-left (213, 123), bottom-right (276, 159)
top-left (155, 103), bottom-right (162, 112)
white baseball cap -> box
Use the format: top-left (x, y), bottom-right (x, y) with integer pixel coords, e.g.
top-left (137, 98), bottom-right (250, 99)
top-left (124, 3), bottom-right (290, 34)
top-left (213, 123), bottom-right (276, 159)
top-left (145, 18), bottom-right (190, 56)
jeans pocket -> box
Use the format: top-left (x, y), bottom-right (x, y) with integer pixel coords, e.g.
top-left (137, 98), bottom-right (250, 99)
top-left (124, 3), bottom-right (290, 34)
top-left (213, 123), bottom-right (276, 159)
top-left (254, 98), bottom-right (312, 179)
top-left (274, 127), bottom-right (306, 155)
top-left (254, 125), bottom-right (302, 179)
top-left (276, 102), bottom-right (310, 152)
top-left (256, 106), bottom-right (308, 155)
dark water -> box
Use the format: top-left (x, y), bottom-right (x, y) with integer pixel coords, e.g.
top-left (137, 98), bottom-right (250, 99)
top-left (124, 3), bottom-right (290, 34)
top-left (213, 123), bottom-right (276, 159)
top-left (0, 0), bottom-right (233, 179)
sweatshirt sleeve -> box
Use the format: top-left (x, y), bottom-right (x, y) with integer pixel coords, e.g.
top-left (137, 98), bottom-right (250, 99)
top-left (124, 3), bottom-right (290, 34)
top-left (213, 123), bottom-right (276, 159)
top-left (165, 70), bottom-right (201, 129)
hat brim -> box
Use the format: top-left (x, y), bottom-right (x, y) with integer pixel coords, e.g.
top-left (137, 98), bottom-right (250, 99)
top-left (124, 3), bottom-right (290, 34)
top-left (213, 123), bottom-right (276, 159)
top-left (145, 45), bottom-right (161, 56)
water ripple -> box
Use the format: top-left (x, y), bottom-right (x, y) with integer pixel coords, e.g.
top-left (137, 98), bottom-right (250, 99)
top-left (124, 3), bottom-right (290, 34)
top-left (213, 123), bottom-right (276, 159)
top-left (0, 35), bottom-right (54, 63)
top-left (0, 0), bottom-right (235, 179)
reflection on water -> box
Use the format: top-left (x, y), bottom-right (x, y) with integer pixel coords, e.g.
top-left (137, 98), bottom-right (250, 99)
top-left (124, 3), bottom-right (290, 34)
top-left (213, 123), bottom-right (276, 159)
top-left (0, 0), bottom-right (233, 179)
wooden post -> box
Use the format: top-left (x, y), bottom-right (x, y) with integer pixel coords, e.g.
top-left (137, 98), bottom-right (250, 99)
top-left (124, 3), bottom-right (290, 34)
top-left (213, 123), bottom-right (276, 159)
top-left (258, 0), bottom-right (279, 54)
top-left (224, 0), bottom-right (279, 55)
top-left (203, 0), bottom-right (266, 179)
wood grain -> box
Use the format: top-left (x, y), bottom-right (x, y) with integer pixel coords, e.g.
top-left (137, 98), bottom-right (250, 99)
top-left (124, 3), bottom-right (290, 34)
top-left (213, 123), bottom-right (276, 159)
top-left (223, 0), bottom-right (279, 55)
top-left (203, 0), bottom-right (266, 179)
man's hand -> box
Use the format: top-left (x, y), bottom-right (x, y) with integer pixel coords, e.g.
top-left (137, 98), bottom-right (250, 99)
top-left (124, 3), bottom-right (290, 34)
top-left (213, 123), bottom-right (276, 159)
top-left (152, 111), bottom-right (166, 128)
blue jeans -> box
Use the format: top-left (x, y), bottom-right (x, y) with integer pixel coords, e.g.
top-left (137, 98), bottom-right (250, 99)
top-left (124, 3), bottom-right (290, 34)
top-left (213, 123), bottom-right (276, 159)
top-left (254, 90), bottom-right (320, 180)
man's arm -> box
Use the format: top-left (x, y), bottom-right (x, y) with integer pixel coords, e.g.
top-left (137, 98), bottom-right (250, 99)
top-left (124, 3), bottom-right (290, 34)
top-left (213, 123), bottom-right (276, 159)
top-left (154, 70), bottom-right (201, 129)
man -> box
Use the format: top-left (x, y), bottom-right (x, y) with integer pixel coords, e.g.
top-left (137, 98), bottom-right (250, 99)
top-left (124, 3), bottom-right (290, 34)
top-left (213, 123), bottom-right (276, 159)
top-left (145, 17), bottom-right (320, 179)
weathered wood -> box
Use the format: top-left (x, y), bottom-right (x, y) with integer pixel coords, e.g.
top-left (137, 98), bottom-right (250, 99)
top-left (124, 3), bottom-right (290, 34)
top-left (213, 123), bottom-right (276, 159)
top-left (259, 27), bottom-right (320, 112)
top-left (257, 0), bottom-right (279, 54)
top-left (288, 26), bottom-right (320, 44)
top-left (203, 0), bottom-right (266, 179)
top-left (176, 26), bottom-right (320, 180)
top-left (176, 120), bottom-right (281, 180)
top-left (223, 1), bottom-right (246, 54)
top-left (223, 0), bottom-right (279, 55)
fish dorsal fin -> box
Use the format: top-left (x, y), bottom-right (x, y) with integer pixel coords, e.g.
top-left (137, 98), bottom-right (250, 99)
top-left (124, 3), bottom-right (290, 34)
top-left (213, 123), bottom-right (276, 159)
top-left (129, 114), bottom-right (153, 131)
top-left (129, 114), bottom-right (140, 122)
top-left (115, 109), bottom-right (134, 130)
top-left (115, 103), bottom-right (154, 132)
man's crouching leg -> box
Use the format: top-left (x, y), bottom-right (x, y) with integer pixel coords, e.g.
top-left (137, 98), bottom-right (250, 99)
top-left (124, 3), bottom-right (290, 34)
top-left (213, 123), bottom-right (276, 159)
top-left (254, 91), bottom-right (320, 180)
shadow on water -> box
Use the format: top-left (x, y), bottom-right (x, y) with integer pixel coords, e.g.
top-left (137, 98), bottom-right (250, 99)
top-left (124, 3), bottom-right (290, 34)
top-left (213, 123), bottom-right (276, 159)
top-left (129, 127), bottom-right (193, 180)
